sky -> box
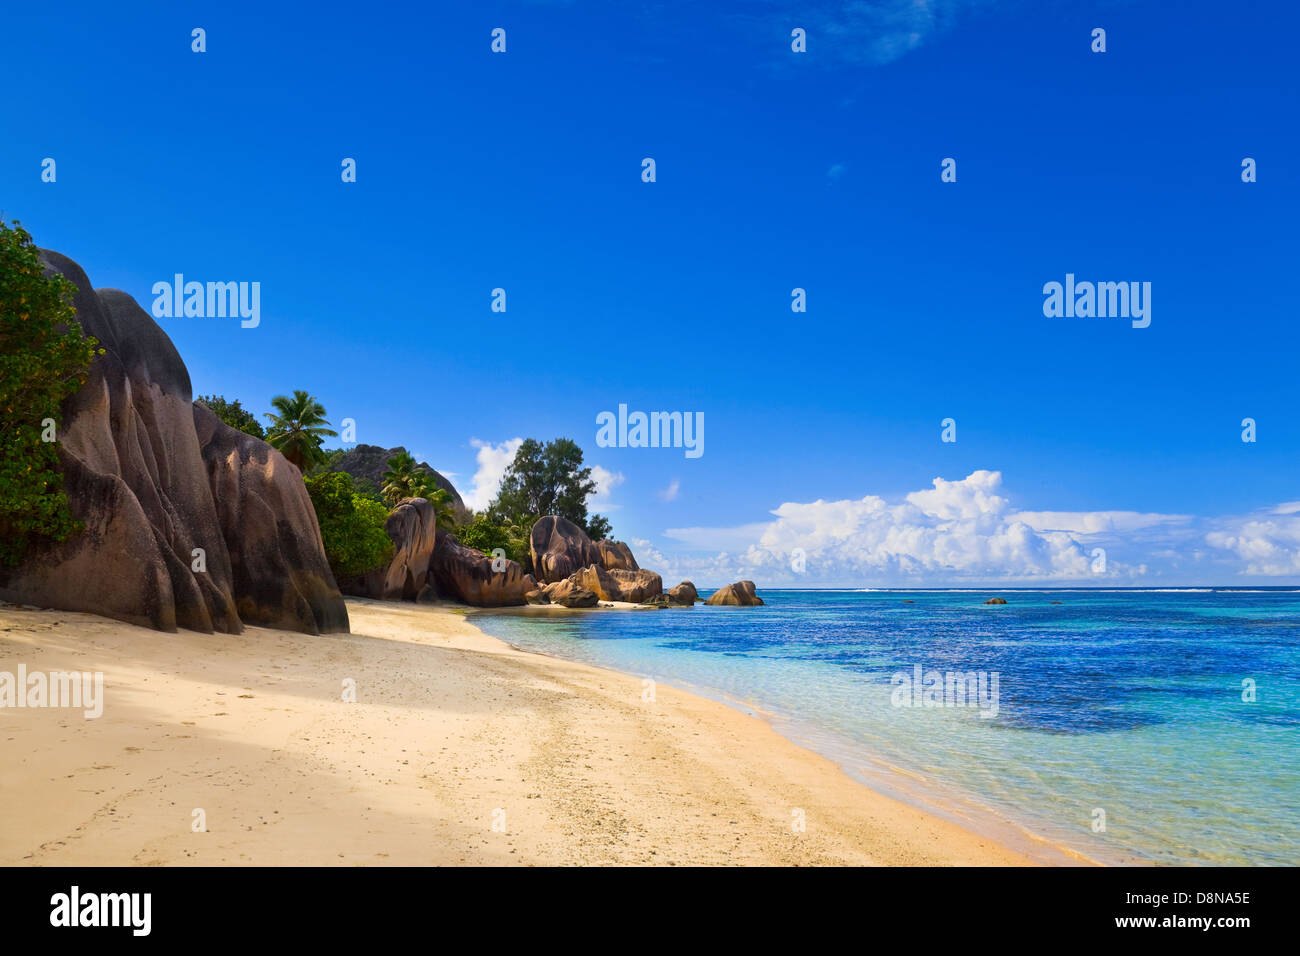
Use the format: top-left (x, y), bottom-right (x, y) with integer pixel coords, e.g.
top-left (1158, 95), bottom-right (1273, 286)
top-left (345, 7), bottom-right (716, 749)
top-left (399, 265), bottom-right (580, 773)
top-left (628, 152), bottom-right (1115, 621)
top-left (4, 0), bottom-right (1298, 586)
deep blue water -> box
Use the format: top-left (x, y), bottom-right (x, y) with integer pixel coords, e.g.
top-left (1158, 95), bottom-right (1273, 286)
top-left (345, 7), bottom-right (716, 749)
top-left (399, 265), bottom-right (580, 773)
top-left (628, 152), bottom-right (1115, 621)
top-left (474, 589), bottom-right (1300, 865)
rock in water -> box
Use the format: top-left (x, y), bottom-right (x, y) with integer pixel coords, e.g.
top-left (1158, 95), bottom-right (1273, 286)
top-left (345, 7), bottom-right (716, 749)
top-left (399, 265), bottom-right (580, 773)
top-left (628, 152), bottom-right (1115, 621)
top-left (194, 404), bottom-right (350, 633)
top-left (429, 533), bottom-right (537, 607)
top-left (542, 578), bottom-right (600, 608)
top-left (666, 581), bottom-right (700, 605)
top-left (0, 250), bottom-right (348, 635)
top-left (984, 597), bottom-right (1008, 605)
top-left (569, 565), bottom-right (663, 603)
top-left (705, 581), bottom-right (765, 606)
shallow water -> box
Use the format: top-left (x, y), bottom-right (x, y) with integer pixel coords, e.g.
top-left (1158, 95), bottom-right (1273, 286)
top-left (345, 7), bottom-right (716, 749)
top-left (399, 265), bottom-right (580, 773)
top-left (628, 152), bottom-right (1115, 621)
top-left (473, 589), bottom-right (1300, 865)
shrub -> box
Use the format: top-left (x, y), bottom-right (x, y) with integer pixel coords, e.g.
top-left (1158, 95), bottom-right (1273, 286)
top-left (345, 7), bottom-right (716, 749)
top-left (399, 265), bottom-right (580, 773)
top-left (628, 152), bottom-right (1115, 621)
top-left (304, 471), bottom-right (394, 580)
top-left (0, 221), bottom-right (100, 566)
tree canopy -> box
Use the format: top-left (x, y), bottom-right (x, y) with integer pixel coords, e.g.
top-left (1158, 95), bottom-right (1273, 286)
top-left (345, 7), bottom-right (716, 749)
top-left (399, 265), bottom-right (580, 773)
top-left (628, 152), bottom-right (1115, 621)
top-left (487, 437), bottom-right (611, 541)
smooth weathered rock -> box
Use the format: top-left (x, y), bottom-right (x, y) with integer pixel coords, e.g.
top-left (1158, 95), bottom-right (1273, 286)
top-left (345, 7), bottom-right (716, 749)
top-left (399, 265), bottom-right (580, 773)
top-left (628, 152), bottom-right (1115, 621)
top-left (570, 564), bottom-right (662, 604)
top-left (524, 588), bottom-right (551, 605)
top-left (194, 404), bottom-right (350, 634)
top-left (529, 515), bottom-right (646, 584)
top-left (593, 538), bottom-right (639, 572)
top-left (337, 497), bottom-right (437, 603)
top-left (530, 515), bottom-right (599, 583)
top-left (430, 533), bottom-right (536, 607)
top-left (704, 580), bottom-right (764, 607)
top-left (542, 578), bottom-right (599, 608)
top-left (0, 254), bottom-right (242, 633)
top-left (666, 581), bottom-right (700, 605)
top-left (0, 250), bottom-right (349, 635)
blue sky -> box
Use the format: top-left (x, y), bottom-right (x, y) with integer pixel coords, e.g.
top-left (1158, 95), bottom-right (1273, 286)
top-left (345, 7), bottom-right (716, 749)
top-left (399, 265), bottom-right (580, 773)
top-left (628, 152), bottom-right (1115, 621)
top-left (4, 0), bottom-right (1298, 586)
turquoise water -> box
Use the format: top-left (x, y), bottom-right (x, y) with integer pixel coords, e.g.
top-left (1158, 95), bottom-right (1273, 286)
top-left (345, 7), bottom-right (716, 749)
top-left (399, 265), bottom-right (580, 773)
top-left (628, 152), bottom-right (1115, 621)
top-left (473, 589), bottom-right (1300, 865)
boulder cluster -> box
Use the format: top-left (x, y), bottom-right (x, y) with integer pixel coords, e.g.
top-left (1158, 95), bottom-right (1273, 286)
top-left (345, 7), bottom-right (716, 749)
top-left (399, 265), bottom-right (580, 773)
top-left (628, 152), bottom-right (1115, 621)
top-left (1, 250), bottom-right (764, 632)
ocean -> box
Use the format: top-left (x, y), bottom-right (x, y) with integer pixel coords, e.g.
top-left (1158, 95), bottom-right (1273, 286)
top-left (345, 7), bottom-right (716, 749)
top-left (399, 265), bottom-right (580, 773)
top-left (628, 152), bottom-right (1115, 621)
top-left (472, 588), bottom-right (1300, 865)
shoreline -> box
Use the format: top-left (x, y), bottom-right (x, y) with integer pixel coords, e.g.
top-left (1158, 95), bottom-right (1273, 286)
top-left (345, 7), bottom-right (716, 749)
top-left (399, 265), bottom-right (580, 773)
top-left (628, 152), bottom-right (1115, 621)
top-left (3, 597), bottom-right (1042, 866)
top-left (473, 603), bottom-right (1106, 867)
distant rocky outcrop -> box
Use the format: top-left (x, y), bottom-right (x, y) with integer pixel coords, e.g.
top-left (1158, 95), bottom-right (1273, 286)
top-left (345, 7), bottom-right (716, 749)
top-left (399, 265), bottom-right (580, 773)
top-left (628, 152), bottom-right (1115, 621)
top-left (0, 251), bottom-right (349, 635)
top-left (705, 581), bottom-right (764, 606)
top-left (984, 597), bottom-right (1008, 605)
top-left (429, 533), bottom-right (537, 607)
top-left (326, 444), bottom-right (468, 522)
top-left (667, 581), bottom-right (700, 605)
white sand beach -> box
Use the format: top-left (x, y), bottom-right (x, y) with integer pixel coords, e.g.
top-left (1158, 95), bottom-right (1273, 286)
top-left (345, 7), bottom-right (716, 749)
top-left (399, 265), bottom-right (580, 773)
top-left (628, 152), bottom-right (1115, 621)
top-left (0, 599), bottom-right (1037, 866)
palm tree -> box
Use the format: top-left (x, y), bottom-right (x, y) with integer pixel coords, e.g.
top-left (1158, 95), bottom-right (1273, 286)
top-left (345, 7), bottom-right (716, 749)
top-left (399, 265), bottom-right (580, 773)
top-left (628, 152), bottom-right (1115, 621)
top-left (263, 390), bottom-right (337, 471)
top-left (414, 484), bottom-right (459, 532)
top-left (381, 451), bottom-right (419, 506)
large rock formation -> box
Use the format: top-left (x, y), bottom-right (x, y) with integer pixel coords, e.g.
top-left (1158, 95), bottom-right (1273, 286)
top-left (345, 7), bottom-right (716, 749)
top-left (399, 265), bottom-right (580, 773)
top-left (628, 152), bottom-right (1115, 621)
top-left (429, 533), bottom-right (537, 607)
top-left (194, 404), bottom-right (350, 633)
top-left (593, 539), bottom-right (639, 572)
top-left (542, 578), bottom-right (599, 608)
top-left (666, 581), bottom-right (700, 605)
top-left (336, 497), bottom-right (439, 603)
top-left (530, 515), bottom-right (641, 583)
top-left (327, 444), bottom-right (468, 522)
top-left (569, 565), bottom-right (663, 604)
top-left (0, 250), bottom-right (349, 635)
top-left (705, 581), bottom-right (765, 606)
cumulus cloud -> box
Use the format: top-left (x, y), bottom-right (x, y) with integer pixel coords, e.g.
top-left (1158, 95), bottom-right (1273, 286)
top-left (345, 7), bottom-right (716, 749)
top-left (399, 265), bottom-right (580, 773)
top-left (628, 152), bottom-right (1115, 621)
top-left (1206, 512), bottom-right (1300, 576)
top-left (664, 471), bottom-right (1151, 585)
top-left (657, 471), bottom-right (1300, 586)
top-left (461, 437), bottom-right (523, 511)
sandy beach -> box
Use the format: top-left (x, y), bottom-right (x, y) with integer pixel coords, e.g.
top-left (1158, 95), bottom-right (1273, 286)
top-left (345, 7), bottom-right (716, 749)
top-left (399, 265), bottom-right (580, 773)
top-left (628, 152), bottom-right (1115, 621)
top-left (0, 599), bottom-right (1036, 866)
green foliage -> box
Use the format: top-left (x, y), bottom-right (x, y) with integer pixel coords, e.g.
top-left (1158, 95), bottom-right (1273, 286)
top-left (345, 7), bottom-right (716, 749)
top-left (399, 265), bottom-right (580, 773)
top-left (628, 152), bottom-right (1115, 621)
top-left (380, 451), bottom-right (459, 531)
top-left (458, 512), bottom-right (532, 569)
top-left (380, 450), bottom-right (419, 505)
top-left (488, 437), bottom-right (612, 541)
top-left (264, 390), bottom-right (337, 471)
top-left (309, 447), bottom-right (347, 477)
top-left (304, 471), bottom-right (394, 580)
top-left (419, 485), bottom-right (459, 533)
top-left (196, 394), bottom-right (265, 439)
top-left (0, 221), bottom-right (100, 566)
top-left (584, 512), bottom-right (612, 542)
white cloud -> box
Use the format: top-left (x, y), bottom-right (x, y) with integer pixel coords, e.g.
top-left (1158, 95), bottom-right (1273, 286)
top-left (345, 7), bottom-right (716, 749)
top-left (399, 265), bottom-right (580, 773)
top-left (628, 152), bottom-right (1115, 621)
top-left (590, 465), bottom-right (625, 511)
top-left (1206, 512), bottom-right (1300, 576)
top-left (461, 437), bottom-right (523, 511)
top-left (1011, 510), bottom-right (1192, 535)
top-left (652, 471), bottom-right (1300, 586)
top-left (658, 479), bottom-right (681, 502)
